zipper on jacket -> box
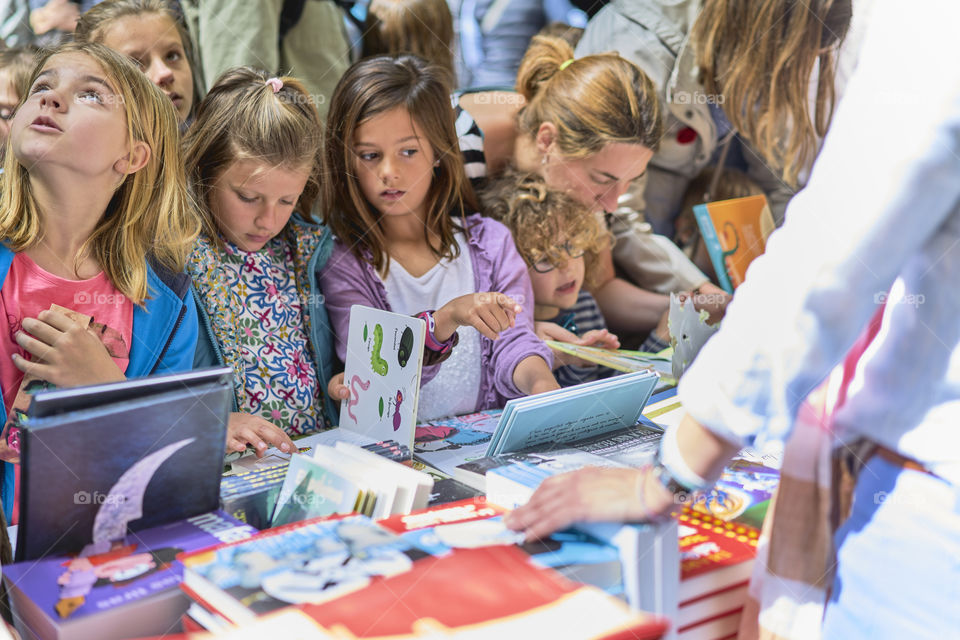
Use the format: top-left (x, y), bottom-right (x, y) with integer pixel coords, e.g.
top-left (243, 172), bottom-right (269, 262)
top-left (150, 305), bottom-right (186, 375)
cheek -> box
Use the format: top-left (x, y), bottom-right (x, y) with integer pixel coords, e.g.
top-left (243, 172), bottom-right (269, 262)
top-left (528, 270), bottom-right (555, 299)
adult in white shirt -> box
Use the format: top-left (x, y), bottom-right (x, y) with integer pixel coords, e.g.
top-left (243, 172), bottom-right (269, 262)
top-left (507, 0), bottom-right (960, 635)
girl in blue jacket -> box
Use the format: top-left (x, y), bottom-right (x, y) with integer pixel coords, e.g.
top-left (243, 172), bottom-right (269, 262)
top-left (0, 42), bottom-right (200, 522)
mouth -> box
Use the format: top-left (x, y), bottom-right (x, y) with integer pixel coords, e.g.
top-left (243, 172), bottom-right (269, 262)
top-left (246, 233), bottom-right (272, 244)
top-left (380, 189), bottom-right (405, 201)
top-left (555, 280), bottom-right (578, 295)
top-left (166, 92), bottom-right (183, 106)
top-left (30, 116), bottom-right (61, 132)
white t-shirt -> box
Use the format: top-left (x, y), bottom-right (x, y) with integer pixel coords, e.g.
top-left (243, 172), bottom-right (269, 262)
top-left (382, 234), bottom-right (482, 421)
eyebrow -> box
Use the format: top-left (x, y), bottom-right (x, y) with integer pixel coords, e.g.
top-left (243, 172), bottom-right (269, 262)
top-left (593, 170), bottom-right (620, 182)
top-left (34, 69), bottom-right (115, 94)
top-left (355, 135), bottom-right (420, 147)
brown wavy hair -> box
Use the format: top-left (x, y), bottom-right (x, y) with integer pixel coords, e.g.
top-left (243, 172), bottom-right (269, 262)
top-left (482, 170), bottom-right (612, 290)
top-left (515, 35), bottom-right (662, 158)
top-left (75, 0), bottom-right (203, 119)
top-left (182, 67), bottom-right (324, 247)
top-left (0, 42), bottom-right (198, 304)
top-left (693, 0), bottom-right (852, 186)
top-left (322, 54), bottom-right (478, 276)
top-left (363, 0), bottom-right (455, 85)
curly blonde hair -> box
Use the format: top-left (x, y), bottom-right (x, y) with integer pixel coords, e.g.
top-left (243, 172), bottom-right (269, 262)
top-left (482, 170), bottom-right (611, 289)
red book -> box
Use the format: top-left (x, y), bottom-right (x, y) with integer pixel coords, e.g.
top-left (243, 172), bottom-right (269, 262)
top-left (677, 510), bottom-right (757, 605)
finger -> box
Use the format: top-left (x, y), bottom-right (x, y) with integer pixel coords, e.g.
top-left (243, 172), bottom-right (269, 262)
top-left (11, 353), bottom-right (48, 378)
top-left (334, 385), bottom-right (350, 400)
top-left (36, 309), bottom-right (84, 333)
top-left (19, 317), bottom-right (63, 347)
top-left (226, 437), bottom-right (249, 453)
top-left (484, 302), bottom-right (511, 333)
top-left (15, 331), bottom-right (57, 361)
top-left (255, 424), bottom-right (294, 453)
top-left (545, 323), bottom-right (580, 342)
top-left (471, 308), bottom-right (502, 340)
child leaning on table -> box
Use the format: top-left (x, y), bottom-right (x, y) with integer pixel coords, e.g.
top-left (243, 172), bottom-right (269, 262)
top-left (482, 170), bottom-right (622, 387)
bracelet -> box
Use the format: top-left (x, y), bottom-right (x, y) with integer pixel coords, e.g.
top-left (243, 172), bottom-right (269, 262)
top-left (656, 424), bottom-right (712, 494)
top-left (416, 310), bottom-right (457, 354)
top-left (635, 465), bottom-right (671, 522)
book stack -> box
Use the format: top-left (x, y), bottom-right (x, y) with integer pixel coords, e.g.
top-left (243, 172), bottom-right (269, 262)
top-left (177, 512), bottom-right (669, 639)
top-left (675, 510), bottom-right (759, 640)
top-left (3, 510), bottom-right (256, 640)
top-left (220, 465), bottom-right (288, 530)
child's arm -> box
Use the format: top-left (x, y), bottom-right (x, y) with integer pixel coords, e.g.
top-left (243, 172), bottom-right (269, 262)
top-left (12, 309), bottom-right (124, 387)
top-left (226, 413), bottom-right (294, 458)
top-left (512, 354), bottom-right (560, 396)
top-left (535, 321), bottom-right (621, 369)
top-left (432, 292), bottom-right (520, 341)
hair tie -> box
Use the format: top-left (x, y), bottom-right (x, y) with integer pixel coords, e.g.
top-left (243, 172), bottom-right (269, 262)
top-left (265, 77), bottom-right (283, 93)
top-left (559, 58), bottom-right (574, 71)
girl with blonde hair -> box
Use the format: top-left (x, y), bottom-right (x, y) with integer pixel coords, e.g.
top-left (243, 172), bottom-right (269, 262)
top-left (184, 67), bottom-right (335, 456)
top-left (0, 41), bottom-right (200, 521)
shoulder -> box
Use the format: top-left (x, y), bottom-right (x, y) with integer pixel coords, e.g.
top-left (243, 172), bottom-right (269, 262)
top-left (464, 214), bottom-right (515, 249)
top-left (147, 255), bottom-right (192, 301)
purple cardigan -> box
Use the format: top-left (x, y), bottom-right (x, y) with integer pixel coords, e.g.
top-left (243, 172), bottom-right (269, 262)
top-left (319, 214), bottom-right (553, 412)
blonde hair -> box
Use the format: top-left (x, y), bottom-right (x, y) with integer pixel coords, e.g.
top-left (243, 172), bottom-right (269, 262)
top-left (483, 170), bottom-right (612, 290)
top-left (75, 0), bottom-right (203, 118)
top-left (516, 35), bottom-right (662, 159)
top-left (0, 47), bottom-right (38, 101)
top-left (322, 54), bottom-right (478, 276)
top-left (363, 0), bottom-right (455, 84)
top-left (182, 67), bottom-right (324, 246)
top-left (693, 0), bottom-right (852, 186)
top-left (0, 41), bottom-right (198, 305)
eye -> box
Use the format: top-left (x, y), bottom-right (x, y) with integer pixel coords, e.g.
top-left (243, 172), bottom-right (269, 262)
top-left (357, 151), bottom-right (379, 162)
top-left (0, 108), bottom-right (13, 121)
top-left (279, 199), bottom-right (296, 207)
top-left (166, 50), bottom-right (182, 63)
top-left (77, 90), bottom-right (104, 104)
top-left (29, 82), bottom-right (50, 95)
top-left (400, 148), bottom-right (418, 158)
top-left (236, 192), bottom-right (257, 203)
top-left (591, 174), bottom-right (615, 186)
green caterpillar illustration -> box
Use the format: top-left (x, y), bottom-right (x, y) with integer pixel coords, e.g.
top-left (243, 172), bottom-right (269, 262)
top-left (370, 323), bottom-right (389, 375)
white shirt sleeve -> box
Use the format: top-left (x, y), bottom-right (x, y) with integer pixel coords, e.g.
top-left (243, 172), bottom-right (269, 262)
top-left (678, 0), bottom-right (960, 455)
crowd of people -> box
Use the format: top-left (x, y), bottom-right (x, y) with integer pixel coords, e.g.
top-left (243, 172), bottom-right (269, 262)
top-left (0, 0), bottom-right (955, 637)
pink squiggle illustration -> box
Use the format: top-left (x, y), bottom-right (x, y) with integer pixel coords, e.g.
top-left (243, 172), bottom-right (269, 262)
top-left (347, 375), bottom-right (370, 423)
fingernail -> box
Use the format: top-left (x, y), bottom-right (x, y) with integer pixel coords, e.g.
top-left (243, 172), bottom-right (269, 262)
top-left (280, 443), bottom-right (290, 452)
top-left (257, 441), bottom-right (267, 449)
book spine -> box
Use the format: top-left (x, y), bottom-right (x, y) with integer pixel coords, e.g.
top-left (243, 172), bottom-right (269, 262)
top-left (692, 203), bottom-right (734, 294)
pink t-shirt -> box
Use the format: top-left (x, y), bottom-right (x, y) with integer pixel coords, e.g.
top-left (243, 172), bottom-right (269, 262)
top-left (0, 252), bottom-right (134, 522)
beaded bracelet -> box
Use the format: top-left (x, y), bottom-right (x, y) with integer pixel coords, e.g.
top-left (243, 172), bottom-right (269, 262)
top-left (415, 310), bottom-right (457, 354)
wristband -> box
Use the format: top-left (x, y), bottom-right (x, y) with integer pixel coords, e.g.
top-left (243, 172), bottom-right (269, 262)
top-left (416, 310), bottom-right (457, 354)
top-left (655, 424), bottom-right (712, 495)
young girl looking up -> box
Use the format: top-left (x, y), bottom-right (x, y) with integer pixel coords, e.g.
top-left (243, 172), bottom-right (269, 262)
top-left (76, 0), bottom-right (202, 124)
top-left (321, 55), bottom-right (558, 422)
top-left (484, 171), bottom-right (623, 387)
top-left (0, 42), bottom-right (200, 522)
top-left (184, 67), bottom-right (336, 456)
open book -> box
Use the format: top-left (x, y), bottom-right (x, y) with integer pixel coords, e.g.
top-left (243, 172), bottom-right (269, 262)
top-left (485, 369), bottom-right (660, 456)
top-left (693, 194), bottom-right (775, 293)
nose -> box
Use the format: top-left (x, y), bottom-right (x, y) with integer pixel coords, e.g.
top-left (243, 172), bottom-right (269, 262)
top-left (377, 156), bottom-right (397, 184)
top-left (39, 90), bottom-right (63, 111)
top-left (147, 57), bottom-right (174, 89)
top-left (597, 184), bottom-right (623, 213)
top-left (255, 203), bottom-right (279, 230)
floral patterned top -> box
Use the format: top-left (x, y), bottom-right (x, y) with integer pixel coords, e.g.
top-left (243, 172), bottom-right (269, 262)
top-left (218, 237), bottom-right (323, 435)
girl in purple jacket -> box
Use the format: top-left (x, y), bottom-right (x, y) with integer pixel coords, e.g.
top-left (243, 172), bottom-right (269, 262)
top-left (320, 55), bottom-right (558, 421)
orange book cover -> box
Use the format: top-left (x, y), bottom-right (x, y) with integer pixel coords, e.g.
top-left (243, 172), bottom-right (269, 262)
top-left (692, 194), bottom-right (775, 293)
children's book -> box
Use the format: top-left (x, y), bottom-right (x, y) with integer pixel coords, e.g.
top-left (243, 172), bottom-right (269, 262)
top-left (270, 452), bottom-right (366, 527)
top-left (17, 368), bottom-right (233, 561)
top-left (337, 305), bottom-right (426, 450)
top-left (298, 545), bottom-right (669, 640)
top-left (220, 465), bottom-right (288, 530)
top-left (378, 497), bottom-right (623, 594)
top-left (677, 509), bottom-right (758, 605)
top-left (413, 408), bottom-right (502, 478)
top-left (692, 194), bottom-right (775, 294)
top-left (179, 513), bottom-right (427, 625)
top-left (3, 510), bottom-right (256, 640)
top-left (545, 341), bottom-right (676, 389)
top-left (486, 369), bottom-right (660, 456)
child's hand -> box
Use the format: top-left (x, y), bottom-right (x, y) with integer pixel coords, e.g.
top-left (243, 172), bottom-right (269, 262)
top-left (434, 292), bottom-right (520, 341)
top-left (327, 372), bottom-right (349, 401)
top-left (576, 329), bottom-right (620, 350)
top-left (226, 412), bottom-right (294, 458)
top-left (12, 310), bottom-right (124, 387)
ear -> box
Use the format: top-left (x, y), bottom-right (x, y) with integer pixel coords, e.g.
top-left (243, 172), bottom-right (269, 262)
top-left (114, 140), bottom-right (151, 176)
top-left (535, 122), bottom-right (558, 155)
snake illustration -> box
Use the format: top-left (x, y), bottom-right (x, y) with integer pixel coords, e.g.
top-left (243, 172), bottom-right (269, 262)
top-left (346, 375), bottom-right (371, 423)
top-left (370, 324), bottom-right (389, 375)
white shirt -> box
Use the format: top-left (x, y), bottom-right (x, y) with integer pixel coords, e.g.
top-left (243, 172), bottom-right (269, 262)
top-left (678, 0), bottom-right (960, 484)
top-left (382, 234), bottom-right (483, 421)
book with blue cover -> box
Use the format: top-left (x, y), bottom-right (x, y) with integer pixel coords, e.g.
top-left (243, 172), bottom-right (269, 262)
top-left (485, 369), bottom-right (660, 456)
